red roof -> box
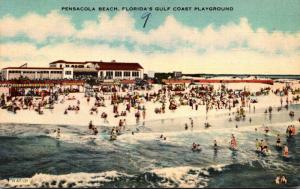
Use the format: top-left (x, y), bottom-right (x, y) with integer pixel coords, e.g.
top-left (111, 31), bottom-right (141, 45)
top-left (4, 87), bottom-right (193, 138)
top-left (49, 60), bottom-right (143, 70)
top-left (2, 67), bottom-right (62, 70)
top-left (97, 63), bottom-right (143, 70)
top-left (50, 60), bottom-right (87, 65)
top-left (194, 79), bottom-right (273, 85)
top-left (162, 79), bottom-right (192, 84)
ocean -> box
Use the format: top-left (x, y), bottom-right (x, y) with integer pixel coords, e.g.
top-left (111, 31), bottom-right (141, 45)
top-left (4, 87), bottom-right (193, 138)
top-left (0, 104), bottom-right (299, 188)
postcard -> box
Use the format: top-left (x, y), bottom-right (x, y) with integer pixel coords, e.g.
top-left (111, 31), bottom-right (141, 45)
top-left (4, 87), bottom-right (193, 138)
top-left (0, 0), bottom-right (299, 188)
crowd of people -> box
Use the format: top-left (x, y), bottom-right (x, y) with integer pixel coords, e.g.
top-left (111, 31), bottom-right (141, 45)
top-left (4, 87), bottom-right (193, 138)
top-left (0, 82), bottom-right (299, 186)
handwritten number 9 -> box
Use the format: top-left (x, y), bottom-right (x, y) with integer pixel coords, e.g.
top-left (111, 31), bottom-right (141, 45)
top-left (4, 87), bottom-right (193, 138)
top-left (141, 12), bottom-right (151, 28)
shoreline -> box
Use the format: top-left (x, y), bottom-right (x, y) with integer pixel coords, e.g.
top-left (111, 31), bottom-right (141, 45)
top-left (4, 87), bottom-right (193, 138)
top-left (0, 82), bottom-right (299, 127)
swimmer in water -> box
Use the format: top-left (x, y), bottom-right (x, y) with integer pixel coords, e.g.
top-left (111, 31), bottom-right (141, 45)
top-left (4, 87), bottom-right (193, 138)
top-left (283, 145), bottom-right (289, 157)
top-left (56, 128), bottom-right (61, 138)
top-left (53, 128), bottom-right (60, 138)
top-left (230, 135), bottom-right (237, 149)
top-left (192, 143), bottom-right (196, 150)
top-left (259, 139), bottom-right (264, 152)
top-left (262, 145), bottom-right (270, 154)
top-left (190, 118), bottom-right (194, 128)
top-left (265, 126), bottom-right (270, 134)
top-left (255, 139), bottom-right (260, 150)
top-left (214, 140), bottom-right (218, 150)
top-left (275, 176), bottom-right (280, 185)
top-left (185, 123), bottom-right (188, 130)
top-left (276, 134), bottom-right (281, 147)
top-left (89, 120), bottom-right (93, 130)
top-left (280, 176), bottom-right (287, 184)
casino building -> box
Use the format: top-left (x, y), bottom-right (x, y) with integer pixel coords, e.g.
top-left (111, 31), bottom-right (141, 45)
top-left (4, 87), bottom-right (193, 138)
top-left (1, 60), bottom-right (144, 80)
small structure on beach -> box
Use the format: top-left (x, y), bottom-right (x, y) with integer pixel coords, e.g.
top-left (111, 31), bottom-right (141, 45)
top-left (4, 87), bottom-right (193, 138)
top-left (0, 79), bottom-right (85, 97)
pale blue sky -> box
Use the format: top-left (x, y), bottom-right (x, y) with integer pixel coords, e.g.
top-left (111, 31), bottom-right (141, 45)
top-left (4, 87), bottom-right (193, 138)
top-left (1, 0), bottom-right (300, 32)
top-left (0, 0), bottom-right (299, 74)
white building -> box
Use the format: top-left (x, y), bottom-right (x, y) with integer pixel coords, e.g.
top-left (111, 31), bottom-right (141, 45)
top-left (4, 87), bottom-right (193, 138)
top-left (49, 60), bottom-right (144, 80)
top-left (1, 60), bottom-right (144, 80)
top-left (1, 67), bottom-right (63, 80)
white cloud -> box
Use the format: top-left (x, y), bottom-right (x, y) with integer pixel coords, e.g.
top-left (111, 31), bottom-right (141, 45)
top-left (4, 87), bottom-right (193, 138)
top-left (77, 11), bottom-right (143, 41)
top-left (76, 12), bottom-right (300, 53)
top-left (1, 42), bottom-right (300, 74)
top-left (0, 11), bottom-right (300, 74)
top-left (0, 11), bottom-right (76, 41)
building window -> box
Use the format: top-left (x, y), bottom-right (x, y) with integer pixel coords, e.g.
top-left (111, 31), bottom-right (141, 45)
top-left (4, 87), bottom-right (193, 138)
top-left (23, 71), bottom-right (35, 74)
top-left (106, 71), bottom-right (113, 77)
top-left (115, 71), bottom-right (122, 77)
top-left (66, 65), bottom-right (69, 67)
top-left (132, 71), bottom-right (139, 77)
top-left (124, 72), bottom-right (130, 77)
top-left (60, 64), bottom-right (62, 68)
top-left (51, 71), bottom-right (62, 74)
top-left (9, 70), bottom-right (21, 74)
top-left (65, 71), bottom-right (72, 75)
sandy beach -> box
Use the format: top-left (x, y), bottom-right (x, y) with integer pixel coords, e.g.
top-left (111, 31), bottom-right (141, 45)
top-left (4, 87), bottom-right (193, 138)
top-left (0, 81), bottom-right (299, 127)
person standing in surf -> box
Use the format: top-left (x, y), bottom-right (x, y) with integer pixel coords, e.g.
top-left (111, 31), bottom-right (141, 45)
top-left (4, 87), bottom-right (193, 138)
top-left (214, 140), bottom-right (218, 149)
top-left (283, 145), bottom-right (289, 157)
top-left (230, 134), bottom-right (237, 149)
top-left (57, 128), bottom-right (60, 138)
top-left (255, 139), bottom-right (260, 150)
top-left (276, 134), bottom-right (281, 147)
